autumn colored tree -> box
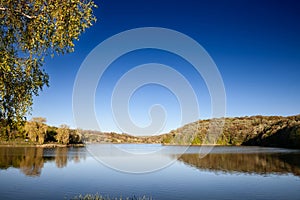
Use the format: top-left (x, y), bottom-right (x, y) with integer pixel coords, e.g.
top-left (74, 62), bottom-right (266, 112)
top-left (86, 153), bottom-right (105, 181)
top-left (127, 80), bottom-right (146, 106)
top-left (0, 0), bottom-right (97, 134)
top-left (56, 124), bottom-right (70, 144)
top-left (24, 117), bottom-right (47, 144)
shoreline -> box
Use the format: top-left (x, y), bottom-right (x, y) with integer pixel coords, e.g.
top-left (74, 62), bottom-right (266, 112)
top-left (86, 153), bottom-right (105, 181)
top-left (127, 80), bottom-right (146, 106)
top-left (0, 142), bottom-right (85, 148)
top-left (0, 142), bottom-right (299, 150)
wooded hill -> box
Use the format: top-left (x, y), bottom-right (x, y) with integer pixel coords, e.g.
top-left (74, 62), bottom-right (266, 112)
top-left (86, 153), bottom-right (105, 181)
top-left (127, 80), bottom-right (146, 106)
top-left (161, 115), bottom-right (300, 148)
top-left (82, 115), bottom-right (300, 149)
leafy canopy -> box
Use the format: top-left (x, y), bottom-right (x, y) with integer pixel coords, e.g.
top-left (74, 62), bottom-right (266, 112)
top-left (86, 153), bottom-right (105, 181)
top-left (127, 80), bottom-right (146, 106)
top-left (24, 117), bottom-right (47, 144)
top-left (0, 0), bottom-right (97, 129)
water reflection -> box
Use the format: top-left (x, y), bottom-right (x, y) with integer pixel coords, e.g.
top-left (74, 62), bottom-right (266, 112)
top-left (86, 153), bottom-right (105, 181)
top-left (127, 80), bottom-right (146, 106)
top-left (20, 148), bottom-right (44, 176)
top-left (1, 145), bottom-right (300, 177)
top-left (55, 147), bottom-right (68, 168)
top-left (178, 152), bottom-right (300, 176)
top-left (0, 147), bottom-right (86, 176)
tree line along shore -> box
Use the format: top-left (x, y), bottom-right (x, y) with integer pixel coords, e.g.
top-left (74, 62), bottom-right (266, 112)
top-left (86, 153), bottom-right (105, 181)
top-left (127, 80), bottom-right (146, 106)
top-left (1, 115), bottom-right (300, 149)
top-left (0, 117), bottom-right (83, 146)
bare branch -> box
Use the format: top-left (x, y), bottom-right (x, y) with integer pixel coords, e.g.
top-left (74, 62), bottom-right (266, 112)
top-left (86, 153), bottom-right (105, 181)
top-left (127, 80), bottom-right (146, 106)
top-left (19, 11), bottom-right (36, 19)
top-left (0, 6), bottom-right (36, 19)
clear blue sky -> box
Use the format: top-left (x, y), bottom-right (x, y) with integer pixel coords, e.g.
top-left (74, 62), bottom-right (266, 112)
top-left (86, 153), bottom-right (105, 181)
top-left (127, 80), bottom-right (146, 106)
top-left (30, 0), bottom-right (300, 133)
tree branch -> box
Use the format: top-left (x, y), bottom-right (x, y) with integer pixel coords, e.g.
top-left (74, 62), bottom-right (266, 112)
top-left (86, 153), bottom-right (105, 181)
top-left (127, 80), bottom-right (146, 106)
top-left (19, 11), bottom-right (37, 19)
top-left (0, 6), bottom-right (36, 19)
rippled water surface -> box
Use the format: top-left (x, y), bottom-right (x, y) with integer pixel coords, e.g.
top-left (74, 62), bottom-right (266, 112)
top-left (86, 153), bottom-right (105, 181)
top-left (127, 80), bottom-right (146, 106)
top-left (1, 144), bottom-right (300, 200)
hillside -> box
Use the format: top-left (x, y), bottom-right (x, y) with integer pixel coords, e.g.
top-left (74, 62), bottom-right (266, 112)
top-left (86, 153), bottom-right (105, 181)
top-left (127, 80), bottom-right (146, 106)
top-left (81, 130), bottom-right (162, 144)
top-left (82, 115), bottom-right (300, 149)
top-left (161, 115), bottom-right (300, 148)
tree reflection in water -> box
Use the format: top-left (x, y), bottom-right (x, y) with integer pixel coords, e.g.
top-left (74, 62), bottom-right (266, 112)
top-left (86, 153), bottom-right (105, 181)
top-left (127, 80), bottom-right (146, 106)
top-left (20, 148), bottom-right (44, 176)
top-left (55, 148), bottom-right (68, 168)
top-left (178, 152), bottom-right (300, 176)
top-left (1, 146), bottom-right (300, 177)
top-left (0, 147), bottom-right (85, 176)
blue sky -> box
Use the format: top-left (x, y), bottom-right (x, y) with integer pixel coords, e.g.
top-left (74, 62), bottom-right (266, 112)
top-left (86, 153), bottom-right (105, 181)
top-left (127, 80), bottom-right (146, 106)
top-left (31, 0), bottom-right (300, 133)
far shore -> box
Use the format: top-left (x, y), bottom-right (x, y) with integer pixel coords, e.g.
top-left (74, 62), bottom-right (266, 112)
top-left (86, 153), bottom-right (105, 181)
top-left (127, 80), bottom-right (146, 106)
top-left (0, 142), bottom-right (85, 148)
top-left (0, 141), bottom-right (232, 148)
top-left (0, 141), bottom-right (299, 150)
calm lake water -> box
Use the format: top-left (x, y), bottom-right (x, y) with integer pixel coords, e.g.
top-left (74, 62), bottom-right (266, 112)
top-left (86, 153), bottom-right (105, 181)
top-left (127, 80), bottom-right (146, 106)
top-left (1, 144), bottom-right (300, 200)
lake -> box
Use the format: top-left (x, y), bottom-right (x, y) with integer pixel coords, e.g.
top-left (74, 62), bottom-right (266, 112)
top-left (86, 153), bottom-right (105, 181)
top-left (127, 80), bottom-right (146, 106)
top-left (1, 144), bottom-right (300, 200)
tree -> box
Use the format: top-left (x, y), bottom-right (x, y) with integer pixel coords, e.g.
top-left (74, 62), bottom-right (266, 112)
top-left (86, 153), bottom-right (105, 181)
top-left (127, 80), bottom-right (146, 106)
top-left (24, 117), bottom-right (47, 144)
top-left (69, 128), bottom-right (83, 144)
top-left (0, 0), bottom-right (97, 134)
top-left (56, 124), bottom-right (70, 144)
